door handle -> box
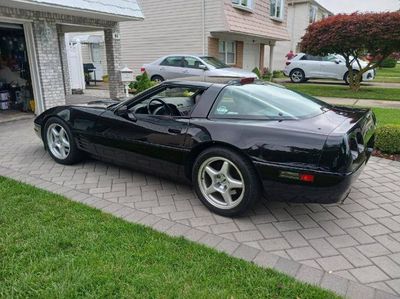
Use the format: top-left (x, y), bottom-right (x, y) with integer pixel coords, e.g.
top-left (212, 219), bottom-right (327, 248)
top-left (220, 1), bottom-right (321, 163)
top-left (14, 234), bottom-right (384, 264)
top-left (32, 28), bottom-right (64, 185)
top-left (168, 128), bottom-right (182, 134)
top-left (183, 70), bottom-right (189, 73)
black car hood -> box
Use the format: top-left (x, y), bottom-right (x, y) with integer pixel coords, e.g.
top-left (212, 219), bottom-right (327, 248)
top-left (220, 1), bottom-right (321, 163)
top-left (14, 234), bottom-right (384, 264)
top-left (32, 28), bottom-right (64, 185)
top-left (73, 99), bottom-right (121, 109)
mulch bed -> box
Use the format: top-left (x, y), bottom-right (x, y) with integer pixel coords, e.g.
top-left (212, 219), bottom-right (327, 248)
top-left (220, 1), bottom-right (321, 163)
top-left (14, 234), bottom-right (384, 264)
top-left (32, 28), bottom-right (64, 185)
top-left (373, 150), bottom-right (400, 161)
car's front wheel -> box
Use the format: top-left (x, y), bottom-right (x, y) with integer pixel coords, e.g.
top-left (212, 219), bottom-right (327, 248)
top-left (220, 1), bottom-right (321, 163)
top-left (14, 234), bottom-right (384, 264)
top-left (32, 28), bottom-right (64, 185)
top-left (192, 147), bottom-right (260, 216)
top-left (290, 69), bottom-right (306, 83)
top-left (44, 117), bottom-right (83, 165)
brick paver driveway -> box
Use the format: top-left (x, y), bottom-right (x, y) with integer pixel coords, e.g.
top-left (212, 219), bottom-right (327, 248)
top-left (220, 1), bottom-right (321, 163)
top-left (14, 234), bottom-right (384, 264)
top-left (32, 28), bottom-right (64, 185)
top-left (1, 119), bottom-right (400, 297)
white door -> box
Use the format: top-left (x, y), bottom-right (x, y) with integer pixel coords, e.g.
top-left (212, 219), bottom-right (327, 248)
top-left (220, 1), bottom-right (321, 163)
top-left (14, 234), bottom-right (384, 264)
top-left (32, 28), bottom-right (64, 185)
top-left (90, 43), bottom-right (104, 80)
top-left (243, 43), bottom-right (260, 71)
top-left (66, 41), bottom-right (85, 90)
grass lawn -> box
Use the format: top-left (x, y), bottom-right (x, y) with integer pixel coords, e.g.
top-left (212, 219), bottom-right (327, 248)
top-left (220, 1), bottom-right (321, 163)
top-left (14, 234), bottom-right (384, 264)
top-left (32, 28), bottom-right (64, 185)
top-left (375, 64), bottom-right (400, 83)
top-left (0, 177), bottom-right (339, 299)
top-left (372, 107), bottom-right (400, 126)
top-left (285, 84), bottom-right (400, 101)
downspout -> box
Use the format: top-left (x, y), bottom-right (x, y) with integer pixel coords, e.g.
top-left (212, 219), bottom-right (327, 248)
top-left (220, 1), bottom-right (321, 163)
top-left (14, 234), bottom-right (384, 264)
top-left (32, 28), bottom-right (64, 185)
top-left (291, 0), bottom-right (295, 51)
top-left (202, 0), bottom-right (206, 55)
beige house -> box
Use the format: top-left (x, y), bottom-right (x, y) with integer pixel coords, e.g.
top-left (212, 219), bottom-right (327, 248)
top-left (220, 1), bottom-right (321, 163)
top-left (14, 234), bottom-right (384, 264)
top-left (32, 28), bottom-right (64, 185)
top-left (272, 0), bottom-right (333, 70)
top-left (120, 0), bottom-right (289, 74)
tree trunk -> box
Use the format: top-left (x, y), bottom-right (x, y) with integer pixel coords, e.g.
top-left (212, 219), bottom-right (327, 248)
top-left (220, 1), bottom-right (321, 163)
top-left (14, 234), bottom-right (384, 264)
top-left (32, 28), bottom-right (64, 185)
top-left (348, 69), bottom-right (362, 92)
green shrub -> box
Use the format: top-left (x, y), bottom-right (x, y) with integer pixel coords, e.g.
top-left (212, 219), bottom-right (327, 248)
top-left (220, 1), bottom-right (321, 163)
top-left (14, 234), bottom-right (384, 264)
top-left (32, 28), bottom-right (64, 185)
top-left (380, 57), bottom-right (397, 68)
top-left (129, 72), bottom-right (156, 93)
top-left (375, 125), bottom-right (400, 154)
top-left (273, 70), bottom-right (284, 78)
top-left (252, 67), bottom-right (261, 79)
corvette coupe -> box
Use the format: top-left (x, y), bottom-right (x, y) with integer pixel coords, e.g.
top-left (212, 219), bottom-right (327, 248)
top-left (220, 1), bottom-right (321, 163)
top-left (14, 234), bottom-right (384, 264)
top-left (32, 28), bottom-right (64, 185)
top-left (34, 79), bottom-right (376, 216)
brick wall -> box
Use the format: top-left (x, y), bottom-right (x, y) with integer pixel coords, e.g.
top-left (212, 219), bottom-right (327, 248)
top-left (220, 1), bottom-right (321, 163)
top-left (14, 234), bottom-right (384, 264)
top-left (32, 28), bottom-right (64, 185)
top-left (235, 41), bottom-right (244, 68)
top-left (104, 27), bottom-right (125, 99)
top-left (208, 37), bottom-right (219, 57)
top-left (0, 6), bottom-right (122, 110)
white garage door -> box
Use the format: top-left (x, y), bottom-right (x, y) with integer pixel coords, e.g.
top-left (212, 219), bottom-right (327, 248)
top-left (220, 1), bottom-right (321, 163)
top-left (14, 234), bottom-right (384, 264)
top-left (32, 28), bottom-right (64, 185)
top-left (243, 43), bottom-right (260, 71)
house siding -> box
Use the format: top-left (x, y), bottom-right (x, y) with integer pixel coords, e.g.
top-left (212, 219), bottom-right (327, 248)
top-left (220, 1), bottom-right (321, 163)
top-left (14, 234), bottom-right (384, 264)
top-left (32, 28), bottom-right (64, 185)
top-left (272, 1), bottom-right (332, 70)
top-left (223, 0), bottom-right (289, 41)
top-left (121, 0), bottom-right (289, 73)
top-left (120, 0), bottom-right (205, 73)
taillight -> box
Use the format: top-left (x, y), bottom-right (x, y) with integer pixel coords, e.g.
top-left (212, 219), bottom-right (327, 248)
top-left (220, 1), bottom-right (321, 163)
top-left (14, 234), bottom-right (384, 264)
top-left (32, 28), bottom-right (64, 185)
top-left (140, 67), bottom-right (145, 73)
top-left (286, 61), bottom-right (291, 66)
top-left (299, 173), bottom-right (315, 183)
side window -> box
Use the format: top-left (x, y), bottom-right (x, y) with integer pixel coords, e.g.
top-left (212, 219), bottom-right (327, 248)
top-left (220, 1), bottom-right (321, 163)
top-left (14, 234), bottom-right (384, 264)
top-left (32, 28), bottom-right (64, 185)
top-left (130, 86), bottom-right (204, 117)
top-left (183, 57), bottom-right (203, 69)
top-left (323, 55), bottom-right (338, 62)
top-left (160, 56), bottom-right (183, 67)
top-left (301, 55), bottom-right (322, 61)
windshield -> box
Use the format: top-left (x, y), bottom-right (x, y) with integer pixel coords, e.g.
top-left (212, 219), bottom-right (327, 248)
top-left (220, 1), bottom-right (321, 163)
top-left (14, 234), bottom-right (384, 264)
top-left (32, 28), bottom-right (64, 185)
top-left (200, 56), bottom-right (229, 69)
top-left (211, 83), bottom-right (330, 120)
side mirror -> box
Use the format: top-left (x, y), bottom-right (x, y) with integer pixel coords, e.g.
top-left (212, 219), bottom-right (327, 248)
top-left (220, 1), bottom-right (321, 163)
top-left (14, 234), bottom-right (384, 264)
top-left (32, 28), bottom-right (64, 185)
top-left (334, 59), bottom-right (341, 64)
top-left (115, 105), bottom-right (137, 122)
top-left (199, 64), bottom-right (208, 70)
top-left (115, 105), bottom-right (128, 116)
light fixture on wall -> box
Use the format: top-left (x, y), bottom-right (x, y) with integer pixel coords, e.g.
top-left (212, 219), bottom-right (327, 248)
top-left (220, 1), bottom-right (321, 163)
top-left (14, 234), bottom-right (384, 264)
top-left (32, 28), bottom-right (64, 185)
top-left (39, 21), bottom-right (53, 43)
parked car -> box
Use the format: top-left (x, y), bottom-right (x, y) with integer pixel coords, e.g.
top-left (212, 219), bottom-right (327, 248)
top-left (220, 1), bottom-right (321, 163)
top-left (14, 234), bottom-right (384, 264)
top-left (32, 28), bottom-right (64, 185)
top-left (142, 55), bottom-right (257, 82)
top-left (284, 53), bottom-right (376, 84)
top-left (34, 79), bottom-right (376, 216)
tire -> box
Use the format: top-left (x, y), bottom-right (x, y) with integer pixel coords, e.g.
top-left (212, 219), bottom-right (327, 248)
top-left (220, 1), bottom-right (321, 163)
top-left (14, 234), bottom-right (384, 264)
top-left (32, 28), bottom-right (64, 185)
top-left (290, 69), bottom-right (306, 83)
top-left (344, 70), bottom-right (360, 85)
top-left (43, 117), bottom-right (84, 165)
top-left (192, 147), bottom-right (261, 217)
top-left (151, 75), bottom-right (164, 83)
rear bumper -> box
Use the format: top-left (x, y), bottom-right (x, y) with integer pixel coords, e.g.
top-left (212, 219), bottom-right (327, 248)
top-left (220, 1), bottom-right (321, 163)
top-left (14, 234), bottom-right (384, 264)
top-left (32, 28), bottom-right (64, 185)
top-left (254, 161), bottom-right (366, 204)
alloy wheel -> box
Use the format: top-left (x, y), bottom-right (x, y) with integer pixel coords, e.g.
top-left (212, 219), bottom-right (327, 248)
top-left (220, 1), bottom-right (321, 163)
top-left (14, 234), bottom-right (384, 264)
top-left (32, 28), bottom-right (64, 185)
top-left (197, 157), bottom-right (245, 210)
top-left (46, 124), bottom-right (70, 160)
top-left (291, 70), bottom-right (303, 83)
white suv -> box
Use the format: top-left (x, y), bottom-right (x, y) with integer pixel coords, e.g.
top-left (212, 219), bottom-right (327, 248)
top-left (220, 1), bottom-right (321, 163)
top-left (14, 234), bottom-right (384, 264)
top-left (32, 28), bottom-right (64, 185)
top-left (284, 53), bottom-right (376, 84)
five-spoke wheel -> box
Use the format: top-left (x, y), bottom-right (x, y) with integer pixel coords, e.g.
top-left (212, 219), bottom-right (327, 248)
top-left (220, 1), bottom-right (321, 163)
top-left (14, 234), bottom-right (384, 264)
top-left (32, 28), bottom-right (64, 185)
top-left (47, 123), bottom-right (70, 160)
top-left (193, 147), bottom-right (260, 216)
top-left (44, 117), bottom-right (83, 165)
top-left (290, 69), bottom-right (305, 83)
top-left (198, 157), bottom-right (245, 210)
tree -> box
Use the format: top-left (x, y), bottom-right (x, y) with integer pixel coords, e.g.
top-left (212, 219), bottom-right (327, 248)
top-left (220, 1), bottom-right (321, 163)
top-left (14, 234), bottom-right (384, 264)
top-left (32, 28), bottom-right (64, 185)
top-left (300, 12), bottom-right (400, 91)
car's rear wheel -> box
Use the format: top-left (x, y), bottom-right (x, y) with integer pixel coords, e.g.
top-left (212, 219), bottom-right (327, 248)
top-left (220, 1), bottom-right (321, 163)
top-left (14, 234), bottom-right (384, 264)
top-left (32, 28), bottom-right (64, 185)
top-left (192, 147), bottom-right (260, 216)
top-left (44, 117), bottom-right (83, 165)
top-left (151, 75), bottom-right (164, 83)
top-left (290, 69), bottom-right (306, 83)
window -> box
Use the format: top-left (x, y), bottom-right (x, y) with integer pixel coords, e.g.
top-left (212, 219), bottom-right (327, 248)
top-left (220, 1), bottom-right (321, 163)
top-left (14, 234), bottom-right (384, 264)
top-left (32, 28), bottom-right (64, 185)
top-left (211, 84), bottom-right (327, 120)
top-left (160, 56), bottom-right (183, 67)
top-left (270, 0), bottom-right (284, 20)
top-left (300, 54), bottom-right (322, 61)
top-left (218, 41), bottom-right (236, 65)
top-left (309, 5), bottom-right (318, 23)
top-left (129, 86), bottom-right (204, 117)
top-left (232, 0), bottom-right (253, 9)
top-left (183, 57), bottom-right (204, 69)
top-left (200, 56), bottom-right (229, 69)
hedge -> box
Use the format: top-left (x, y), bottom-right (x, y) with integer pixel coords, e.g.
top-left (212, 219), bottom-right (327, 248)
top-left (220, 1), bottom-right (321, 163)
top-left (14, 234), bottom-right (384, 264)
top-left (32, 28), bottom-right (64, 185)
top-left (375, 125), bottom-right (400, 154)
top-left (380, 57), bottom-right (397, 68)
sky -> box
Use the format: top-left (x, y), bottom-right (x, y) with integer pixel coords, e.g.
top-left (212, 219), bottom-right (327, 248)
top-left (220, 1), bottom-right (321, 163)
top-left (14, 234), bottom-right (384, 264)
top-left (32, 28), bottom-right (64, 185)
top-left (316, 0), bottom-right (400, 14)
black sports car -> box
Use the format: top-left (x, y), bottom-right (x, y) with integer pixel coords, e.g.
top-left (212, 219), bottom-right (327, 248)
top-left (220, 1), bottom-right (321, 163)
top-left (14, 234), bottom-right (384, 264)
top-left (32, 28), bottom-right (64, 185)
top-left (34, 79), bottom-right (376, 216)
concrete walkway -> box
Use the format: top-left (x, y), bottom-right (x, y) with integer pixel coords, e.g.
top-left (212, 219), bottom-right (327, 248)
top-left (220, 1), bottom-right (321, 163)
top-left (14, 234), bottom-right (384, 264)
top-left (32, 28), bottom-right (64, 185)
top-left (320, 97), bottom-right (400, 109)
top-left (1, 119), bottom-right (400, 298)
